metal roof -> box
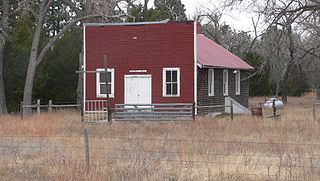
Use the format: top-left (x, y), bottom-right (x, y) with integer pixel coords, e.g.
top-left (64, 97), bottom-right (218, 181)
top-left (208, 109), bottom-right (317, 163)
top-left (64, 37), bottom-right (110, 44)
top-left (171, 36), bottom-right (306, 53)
top-left (83, 19), bottom-right (170, 27)
top-left (197, 34), bottom-right (254, 70)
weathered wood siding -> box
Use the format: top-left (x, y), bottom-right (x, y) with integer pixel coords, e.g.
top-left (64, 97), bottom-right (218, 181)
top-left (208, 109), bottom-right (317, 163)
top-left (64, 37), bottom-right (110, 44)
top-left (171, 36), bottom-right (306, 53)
top-left (197, 68), bottom-right (249, 115)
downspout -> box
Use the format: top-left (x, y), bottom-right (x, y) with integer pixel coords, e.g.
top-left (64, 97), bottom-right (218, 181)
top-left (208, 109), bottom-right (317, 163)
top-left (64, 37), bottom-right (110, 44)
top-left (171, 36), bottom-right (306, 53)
top-left (83, 25), bottom-right (86, 114)
top-left (194, 17), bottom-right (198, 115)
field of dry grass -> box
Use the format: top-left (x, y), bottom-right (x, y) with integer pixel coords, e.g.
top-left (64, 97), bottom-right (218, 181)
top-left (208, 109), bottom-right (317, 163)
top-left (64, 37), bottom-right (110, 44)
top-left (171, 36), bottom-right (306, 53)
top-left (0, 94), bottom-right (320, 180)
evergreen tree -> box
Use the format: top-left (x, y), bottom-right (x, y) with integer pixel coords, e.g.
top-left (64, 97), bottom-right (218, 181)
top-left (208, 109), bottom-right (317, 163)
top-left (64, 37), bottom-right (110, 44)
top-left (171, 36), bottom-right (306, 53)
top-left (154, 0), bottom-right (187, 21)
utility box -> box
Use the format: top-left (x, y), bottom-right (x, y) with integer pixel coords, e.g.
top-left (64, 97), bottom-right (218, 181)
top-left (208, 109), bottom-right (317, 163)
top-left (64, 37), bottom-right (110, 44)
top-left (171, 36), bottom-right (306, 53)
top-left (251, 107), bottom-right (262, 117)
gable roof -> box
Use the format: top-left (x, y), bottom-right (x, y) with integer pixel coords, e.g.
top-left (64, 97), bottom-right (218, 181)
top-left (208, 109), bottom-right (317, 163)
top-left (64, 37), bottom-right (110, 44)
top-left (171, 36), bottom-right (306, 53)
top-left (197, 34), bottom-right (254, 70)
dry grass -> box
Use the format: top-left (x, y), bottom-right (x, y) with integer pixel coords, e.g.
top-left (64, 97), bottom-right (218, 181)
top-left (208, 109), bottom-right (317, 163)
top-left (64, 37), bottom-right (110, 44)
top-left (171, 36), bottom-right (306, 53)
top-left (0, 95), bottom-right (320, 180)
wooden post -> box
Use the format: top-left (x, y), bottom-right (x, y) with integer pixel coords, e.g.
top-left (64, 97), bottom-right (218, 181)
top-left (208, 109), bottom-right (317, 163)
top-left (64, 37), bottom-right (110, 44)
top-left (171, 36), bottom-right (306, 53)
top-left (108, 106), bottom-right (112, 123)
top-left (83, 129), bottom-right (90, 173)
top-left (272, 99), bottom-right (276, 117)
top-left (103, 55), bottom-right (111, 123)
top-left (48, 100), bottom-right (53, 113)
top-left (20, 101), bottom-right (23, 120)
top-left (37, 99), bottom-right (41, 115)
top-left (230, 100), bottom-right (233, 120)
top-left (312, 104), bottom-right (317, 121)
top-left (81, 102), bottom-right (84, 122)
top-left (192, 102), bottom-right (195, 121)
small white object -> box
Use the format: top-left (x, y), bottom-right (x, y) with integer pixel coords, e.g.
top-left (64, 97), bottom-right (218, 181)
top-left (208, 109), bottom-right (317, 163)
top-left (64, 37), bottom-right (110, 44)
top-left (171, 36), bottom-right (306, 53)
top-left (133, 36), bottom-right (138, 40)
top-left (129, 70), bottom-right (147, 73)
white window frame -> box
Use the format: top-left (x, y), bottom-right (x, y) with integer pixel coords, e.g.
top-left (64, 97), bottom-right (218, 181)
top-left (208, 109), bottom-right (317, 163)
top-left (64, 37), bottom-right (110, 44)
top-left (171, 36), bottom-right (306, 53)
top-left (223, 69), bottom-right (229, 96)
top-left (208, 69), bottom-right (214, 96)
top-left (235, 70), bottom-right (241, 95)
top-left (96, 68), bottom-right (115, 98)
top-left (163, 67), bottom-right (180, 97)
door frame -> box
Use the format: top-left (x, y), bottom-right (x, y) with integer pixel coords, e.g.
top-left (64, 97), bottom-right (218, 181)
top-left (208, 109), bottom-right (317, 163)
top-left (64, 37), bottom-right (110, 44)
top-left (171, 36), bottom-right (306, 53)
top-left (124, 74), bottom-right (152, 105)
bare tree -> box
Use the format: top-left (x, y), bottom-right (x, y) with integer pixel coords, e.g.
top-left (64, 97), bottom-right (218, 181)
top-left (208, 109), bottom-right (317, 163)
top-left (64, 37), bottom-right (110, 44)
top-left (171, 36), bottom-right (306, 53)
top-left (0, 0), bottom-right (9, 115)
top-left (224, 0), bottom-right (320, 101)
top-left (22, 0), bottom-right (131, 116)
top-left (302, 34), bottom-right (320, 100)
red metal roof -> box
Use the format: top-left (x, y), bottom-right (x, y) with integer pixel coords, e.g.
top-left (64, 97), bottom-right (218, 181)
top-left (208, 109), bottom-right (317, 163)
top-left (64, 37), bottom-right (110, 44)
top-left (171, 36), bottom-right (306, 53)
top-left (197, 34), bottom-right (254, 70)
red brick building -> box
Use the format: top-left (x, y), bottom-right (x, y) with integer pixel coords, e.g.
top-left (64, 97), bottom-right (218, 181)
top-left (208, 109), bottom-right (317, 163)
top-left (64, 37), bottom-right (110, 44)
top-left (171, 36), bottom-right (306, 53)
top-left (83, 20), bottom-right (254, 115)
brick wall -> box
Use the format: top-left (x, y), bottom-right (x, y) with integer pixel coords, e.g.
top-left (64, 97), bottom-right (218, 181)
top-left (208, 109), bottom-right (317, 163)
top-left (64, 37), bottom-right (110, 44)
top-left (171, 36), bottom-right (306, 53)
top-left (197, 68), bottom-right (249, 115)
top-left (85, 21), bottom-right (195, 108)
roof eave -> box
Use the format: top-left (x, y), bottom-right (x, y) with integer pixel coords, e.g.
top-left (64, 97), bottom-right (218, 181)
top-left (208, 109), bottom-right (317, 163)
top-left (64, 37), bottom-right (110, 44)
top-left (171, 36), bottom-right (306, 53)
top-left (200, 64), bottom-right (255, 70)
top-left (83, 19), bottom-right (170, 27)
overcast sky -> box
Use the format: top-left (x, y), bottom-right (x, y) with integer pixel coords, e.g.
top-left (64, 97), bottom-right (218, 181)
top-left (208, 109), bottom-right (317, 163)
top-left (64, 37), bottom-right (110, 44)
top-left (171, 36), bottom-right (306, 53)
top-left (147, 0), bottom-right (258, 33)
top-left (181, 0), bottom-right (255, 31)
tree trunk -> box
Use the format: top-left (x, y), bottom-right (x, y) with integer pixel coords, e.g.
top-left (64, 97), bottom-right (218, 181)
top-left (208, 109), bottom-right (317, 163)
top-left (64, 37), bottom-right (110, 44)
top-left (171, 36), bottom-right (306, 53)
top-left (0, 0), bottom-right (10, 115)
top-left (0, 45), bottom-right (7, 114)
top-left (281, 70), bottom-right (289, 104)
top-left (275, 80), bottom-right (280, 97)
top-left (22, 0), bottom-right (52, 116)
top-left (76, 53), bottom-right (83, 105)
top-left (282, 24), bottom-right (295, 104)
top-left (316, 85), bottom-right (320, 101)
top-left (22, 57), bottom-right (38, 116)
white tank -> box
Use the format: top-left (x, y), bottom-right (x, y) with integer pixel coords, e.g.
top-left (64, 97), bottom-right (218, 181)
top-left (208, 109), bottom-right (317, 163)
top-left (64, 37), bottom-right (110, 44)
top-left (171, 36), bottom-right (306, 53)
top-left (262, 98), bottom-right (284, 109)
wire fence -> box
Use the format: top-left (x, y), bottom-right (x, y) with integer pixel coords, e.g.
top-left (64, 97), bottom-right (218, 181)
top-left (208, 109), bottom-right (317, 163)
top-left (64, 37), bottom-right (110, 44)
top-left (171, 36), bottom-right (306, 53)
top-left (20, 99), bottom-right (81, 119)
top-left (313, 101), bottom-right (320, 122)
top-left (0, 131), bottom-right (319, 180)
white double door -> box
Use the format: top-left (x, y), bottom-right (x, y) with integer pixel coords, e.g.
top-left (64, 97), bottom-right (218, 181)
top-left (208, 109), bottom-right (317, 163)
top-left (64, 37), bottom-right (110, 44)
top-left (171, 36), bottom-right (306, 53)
top-left (124, 75), bottom-right (152, 105)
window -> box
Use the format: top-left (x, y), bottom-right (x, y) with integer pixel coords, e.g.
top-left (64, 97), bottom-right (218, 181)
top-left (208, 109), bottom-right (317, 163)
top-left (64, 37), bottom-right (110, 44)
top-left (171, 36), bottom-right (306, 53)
top-left (223, 69), bottom-right (228, 96)
top-left (163, 68), bottom-right (180, 97)
top-left (235, 70), bottom-right (241, 95)
top-left (96, 68), bottom-right (114, 98)
top-left (208, 69), bottom-right (214, 96)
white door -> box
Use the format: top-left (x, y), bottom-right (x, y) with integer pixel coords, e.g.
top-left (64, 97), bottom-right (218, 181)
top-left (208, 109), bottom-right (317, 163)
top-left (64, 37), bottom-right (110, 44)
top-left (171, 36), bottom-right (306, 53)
top-left (124, 75), bottom-right (152, 105)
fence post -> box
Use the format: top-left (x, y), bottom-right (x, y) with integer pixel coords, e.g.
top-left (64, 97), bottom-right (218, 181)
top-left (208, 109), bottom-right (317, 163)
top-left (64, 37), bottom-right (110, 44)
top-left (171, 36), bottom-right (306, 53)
top-left (83, 129), bottom-right (90, 173)
top-left (20, 101), bottom-right (23, 120)
top-left (81, 102), bottom-right (84, 122)
top-left (37, 99), bottom-right (41, 115)
top-left (48, 100), bottom-right (53, 113)
top-left (313, 104), bottom-right (316, 122)
top-left (107, 106), bottom-right (112, 123)
top-left (230, 100), bottom-right (234, 120)
top-left (192, 102), bottom-right (195, 121)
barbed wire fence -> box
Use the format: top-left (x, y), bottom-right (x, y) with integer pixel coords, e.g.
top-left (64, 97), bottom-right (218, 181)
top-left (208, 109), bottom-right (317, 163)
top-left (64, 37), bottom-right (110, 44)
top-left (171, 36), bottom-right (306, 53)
top-left (0, 130), bottom-right (320, 180)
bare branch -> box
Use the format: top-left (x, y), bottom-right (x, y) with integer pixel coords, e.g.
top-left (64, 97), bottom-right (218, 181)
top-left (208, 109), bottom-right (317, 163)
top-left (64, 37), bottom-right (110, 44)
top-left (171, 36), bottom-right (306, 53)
top-left (61, 0), bottom-right (82, 15)
top-left (36, 14), bottom-right (129, 66)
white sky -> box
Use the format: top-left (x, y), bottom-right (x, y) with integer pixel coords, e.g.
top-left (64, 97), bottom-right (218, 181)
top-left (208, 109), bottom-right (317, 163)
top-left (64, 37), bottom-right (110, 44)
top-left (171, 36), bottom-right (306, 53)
top-left (146, 0), bottom-right (260, 33)
top-left (182, 0), bottom-right (255, 32)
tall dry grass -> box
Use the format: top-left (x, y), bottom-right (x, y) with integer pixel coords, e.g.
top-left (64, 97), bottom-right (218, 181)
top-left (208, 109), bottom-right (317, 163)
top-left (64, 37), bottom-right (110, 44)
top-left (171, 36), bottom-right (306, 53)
top-left (0, 96), bottom-right (319, 180)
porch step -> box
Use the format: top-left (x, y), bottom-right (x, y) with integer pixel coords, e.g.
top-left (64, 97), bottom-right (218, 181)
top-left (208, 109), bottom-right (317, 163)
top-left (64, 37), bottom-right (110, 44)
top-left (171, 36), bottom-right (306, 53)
top-left (225, 97), bottom-right (251, 114)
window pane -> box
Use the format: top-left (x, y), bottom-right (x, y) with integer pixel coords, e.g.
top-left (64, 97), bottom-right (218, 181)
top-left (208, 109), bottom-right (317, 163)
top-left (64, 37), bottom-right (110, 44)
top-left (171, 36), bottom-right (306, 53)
top-left (107, 72), bottom-right (111, 84)
top-left (166, 71), bottom-right (171, 82)
top-left (208, 71), bottom-right (212, 82)
top-left (100, 71), bottom-right (111, 83)
top-left (100, 84), bottom-right (107, 94)
top-left (108, 84), bottom-right (111, 94)
top-left (166, 83), bottom-right (171, 94)
top-left (100, 73), bottom-right (106, 83)
top-left (236, 72), bottom-right (240, 93)
top-left (172, 83), bottom-right (178, 95)
top-left (209, 82), bottom-right (212, 93)
top-left (172, 71), bottom-right (177, 82)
